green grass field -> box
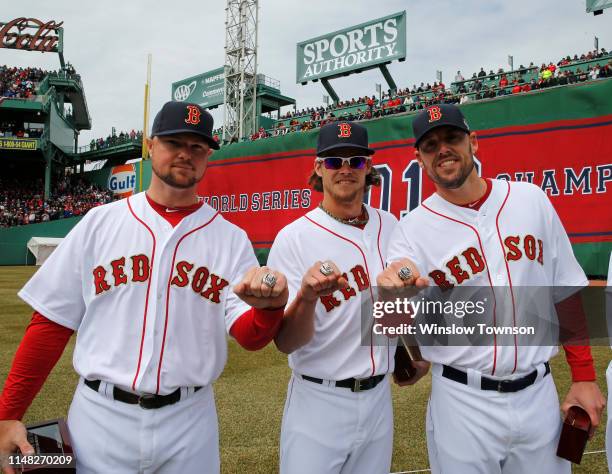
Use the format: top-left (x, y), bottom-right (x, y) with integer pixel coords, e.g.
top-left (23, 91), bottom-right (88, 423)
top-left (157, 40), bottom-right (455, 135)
top-left (0, 266), bottom-right (609, 473)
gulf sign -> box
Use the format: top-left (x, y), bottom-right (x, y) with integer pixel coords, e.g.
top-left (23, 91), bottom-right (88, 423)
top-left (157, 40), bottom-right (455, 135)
top-left (296, 11), bottom-right (406, 84)
top-left (108, 164), bottom-right (136, 197)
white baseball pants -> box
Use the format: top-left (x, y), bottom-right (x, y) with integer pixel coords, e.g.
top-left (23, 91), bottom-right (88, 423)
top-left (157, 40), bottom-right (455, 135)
top-left (66, 378), bottom-right (220, 473)
top-left (280, 372), bottom-right (393, 474)
top-left (426, 364), bottom-right (570, 474)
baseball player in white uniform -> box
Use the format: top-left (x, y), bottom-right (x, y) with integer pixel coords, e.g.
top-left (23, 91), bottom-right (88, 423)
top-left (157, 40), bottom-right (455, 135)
top-left (378, 104), bottom-right (605, 473)
top-left (0, 101), bottom-right (289, 474)
top-left (267, 121), bottom-right (429, 474)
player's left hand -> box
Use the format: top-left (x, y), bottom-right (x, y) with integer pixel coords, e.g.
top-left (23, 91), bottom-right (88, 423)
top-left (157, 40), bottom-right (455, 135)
top-left (393, 360), bottom-right (431, 387)
top-left (233, 266), bottom-right (289, 309)
top-left (561, 381), bottom-right (606, 438)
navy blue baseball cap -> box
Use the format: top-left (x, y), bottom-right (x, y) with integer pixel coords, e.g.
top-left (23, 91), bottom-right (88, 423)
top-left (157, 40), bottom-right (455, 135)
top-left (151, 101), bottom-right (220, 150)
top-left (412, 104), bottom-right (470, 148)
top-left (316, 121), bottom-right (375, 156)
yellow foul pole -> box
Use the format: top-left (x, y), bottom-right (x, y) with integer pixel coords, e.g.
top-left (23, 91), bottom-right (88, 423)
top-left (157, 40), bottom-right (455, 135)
top-left (139, 53), bottom-right (152, 192)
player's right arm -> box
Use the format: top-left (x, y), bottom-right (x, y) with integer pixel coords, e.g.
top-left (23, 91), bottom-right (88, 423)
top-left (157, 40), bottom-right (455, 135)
top-left (266, 226), bottom-right (346, 354)
top-left (273, 261), bottom-right (347, 354)
top-left (0, 312), bottom-right (73, 470)
top-left (379, 222), bottom-right (429, 290)
top-left (1, 212), bottom-right (90, 472)
top-left (378, 222), bottom-right (431, 386)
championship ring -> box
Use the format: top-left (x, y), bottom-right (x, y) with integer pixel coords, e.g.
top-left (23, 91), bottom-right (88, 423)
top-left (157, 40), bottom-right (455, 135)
top-left (319, 262), bottom-right (334, 276)
top-left (262, 273), bottom-right (277, 288)
top-left (397, 266), bottom-right (413, 281)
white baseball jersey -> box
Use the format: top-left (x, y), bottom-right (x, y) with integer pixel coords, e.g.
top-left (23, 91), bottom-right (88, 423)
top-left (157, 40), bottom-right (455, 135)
top-left (388, 179), bottom-right (588, 376)
top-left (19, 191), bottom-right (256, 395)
top-left (267, 204), bottom-right (398, 380)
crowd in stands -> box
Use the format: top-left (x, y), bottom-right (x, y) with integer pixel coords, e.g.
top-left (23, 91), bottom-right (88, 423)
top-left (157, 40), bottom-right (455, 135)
top-left (0, 65), bottom-right (47, 99)
top-left (452, 47), bottom-right (611, 97)
top-left (0, 63), bottom-right (80, 100)
top-left (258, 97), bottom-right (408, 140)
top-left (0, 176), bottom-right (115, 228)
top-left (280, 96), bottom-right (374, 120)
top-left (0, 123), bottom-right (43, 138)
top-left (245, 46), bottom-right (611, 143)
top-left (88, 129), bottom-right (143, 151)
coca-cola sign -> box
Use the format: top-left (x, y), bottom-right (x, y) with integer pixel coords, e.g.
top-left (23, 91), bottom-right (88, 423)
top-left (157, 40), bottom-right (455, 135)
top-left (0, 18), bottom-right (63, 53)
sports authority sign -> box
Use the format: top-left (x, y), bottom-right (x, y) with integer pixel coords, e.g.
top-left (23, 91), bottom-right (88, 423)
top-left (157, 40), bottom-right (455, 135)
top-left (296, 11), bottom-right (406, 84)
top-left (0, 18), bottom-right (63, 53)
top-left (171, 67), bottom-right (225, 109)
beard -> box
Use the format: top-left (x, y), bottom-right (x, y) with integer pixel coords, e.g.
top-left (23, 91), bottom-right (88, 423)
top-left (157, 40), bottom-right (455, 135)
top-left (151, 163), bottom-right (201, 189)
top-left (427, 146), bottom-right (475, 189)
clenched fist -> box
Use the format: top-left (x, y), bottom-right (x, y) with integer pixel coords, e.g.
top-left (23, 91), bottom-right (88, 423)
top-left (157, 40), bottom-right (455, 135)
top-left (376, 258), bottom-right (429, 290)
top-left (299, 260), bottom-right (348, 302)
top-left (234, 266), bottom-right (289, 309)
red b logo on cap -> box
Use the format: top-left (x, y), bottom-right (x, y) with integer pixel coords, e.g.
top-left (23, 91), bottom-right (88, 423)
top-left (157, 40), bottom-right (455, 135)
top-left (427, 106), bottom-right (442, 123)
top-left (185, 105), bottom-right (201, 125)
top-left (337, 123), bottom-right (352, 138)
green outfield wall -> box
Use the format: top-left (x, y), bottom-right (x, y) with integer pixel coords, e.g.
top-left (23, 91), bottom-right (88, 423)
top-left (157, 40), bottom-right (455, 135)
top-left (0, 217), bottom-right (84, 265)
top-left (1, 80), bottom-right (611, 276)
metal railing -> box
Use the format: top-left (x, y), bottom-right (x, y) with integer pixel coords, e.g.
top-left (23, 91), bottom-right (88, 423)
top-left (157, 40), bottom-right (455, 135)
top-left (78, 136), bottom-right (142, 154)
top-left (256, 74), bottom-right (280, 90)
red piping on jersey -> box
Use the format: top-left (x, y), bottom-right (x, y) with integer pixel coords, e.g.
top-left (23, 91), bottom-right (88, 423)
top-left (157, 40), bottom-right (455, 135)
top-left (421, 202), bottom-right (499, 376)
top-left (305, 215), bottom-right (378, 377)
top-left (374, 210), bottom-right (391, 373)
top-left (127, 197), bottom-right (157, 391)
top-left (494, 181), bottom-right (518, 373)
top-left (375, 210), bottom-right (385, 269)
top-left (156, 211), bottom-right (221, 394)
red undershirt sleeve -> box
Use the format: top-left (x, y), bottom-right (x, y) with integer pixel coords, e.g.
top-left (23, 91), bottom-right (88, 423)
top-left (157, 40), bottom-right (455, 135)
top-left (229, 307), bottom-right (285, 351)
top-left (0, 312), bottom-right (74, 420)
top-left (557, 293), bottom-right (596, 382)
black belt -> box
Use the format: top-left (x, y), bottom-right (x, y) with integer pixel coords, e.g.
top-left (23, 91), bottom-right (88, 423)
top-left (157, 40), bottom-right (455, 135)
top-left (441, 362), bottom-right (550, 393)
top-left (84, 379), bottom-right (202, 409)
top-left (302, 374), bottom-right (386, 392)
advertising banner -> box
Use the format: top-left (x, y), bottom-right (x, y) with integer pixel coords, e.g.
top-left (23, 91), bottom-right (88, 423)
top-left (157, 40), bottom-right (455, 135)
top-left (108, 164), bottom-right (136, 198)
top-left (0, 137), bottom-right (38, 150)
top-left (171, 67), bottom-right (225, 109)
top-left (199, 115), bottom-right (612, 253)
top-left (296, 11), bottom-right (406, 84)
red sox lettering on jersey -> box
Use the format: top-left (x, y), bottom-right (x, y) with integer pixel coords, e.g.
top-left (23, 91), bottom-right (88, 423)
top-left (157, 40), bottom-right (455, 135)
top-left (429, 236), bottom-right (544, 291)
top-left (92, 255), bottom-right (229, 304)
top-left (267, 205), bottom-right (398, 380)
top-left (387, 178), bottom-right (589, 377)
top-left (319, 264), bottom-right (369, 311)
top-left (18, 192), bottom-right (258, 395)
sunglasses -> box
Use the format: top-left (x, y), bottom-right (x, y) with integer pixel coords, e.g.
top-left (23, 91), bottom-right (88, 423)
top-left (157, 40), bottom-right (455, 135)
top-left (316, 156), bottom-right (371, 170)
